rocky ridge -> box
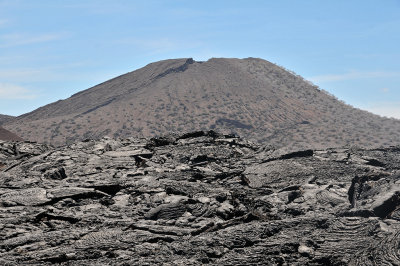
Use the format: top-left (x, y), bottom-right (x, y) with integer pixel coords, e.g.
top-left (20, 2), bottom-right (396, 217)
top-left (0, 131), bottom-right (400, 265)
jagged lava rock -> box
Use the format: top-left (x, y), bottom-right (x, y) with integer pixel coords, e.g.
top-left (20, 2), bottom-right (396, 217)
top-left (0, 131), bottom-right (400, 265)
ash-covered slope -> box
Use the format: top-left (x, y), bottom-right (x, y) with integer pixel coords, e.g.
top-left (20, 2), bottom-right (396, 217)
top-left (4, 58), bottom-right (400, 149)
top-left (0, 114), bottom-right (14, 125)
top-left (0, 126), bottom-right (22, 141)
top-left (1, 132), bottom-right (400, 265)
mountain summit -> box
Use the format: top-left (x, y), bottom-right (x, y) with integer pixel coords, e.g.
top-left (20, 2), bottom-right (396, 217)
top-left (3, 57), bottom-right (400, 148)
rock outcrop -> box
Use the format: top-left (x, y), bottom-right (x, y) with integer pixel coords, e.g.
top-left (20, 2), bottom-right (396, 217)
top-left (1, 132), bottom-right (400, 265)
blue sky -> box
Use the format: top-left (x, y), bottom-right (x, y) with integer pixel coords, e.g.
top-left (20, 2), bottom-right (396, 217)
top-left (1, 0), bottom-right (399, 118)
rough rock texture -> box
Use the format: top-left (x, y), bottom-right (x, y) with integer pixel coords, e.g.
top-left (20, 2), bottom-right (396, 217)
top-left (1, 131), bottom-right (400, 265)
top-left (4, 58), bottom-right (400, 149)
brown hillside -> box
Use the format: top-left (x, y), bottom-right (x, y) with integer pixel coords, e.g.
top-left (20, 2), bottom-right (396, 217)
top-left (4, 57), bottom-right (400, 149)
top-left (0, 126), bottom-right (23, 141)
top-left (0, 114), bottom-right (14, 125)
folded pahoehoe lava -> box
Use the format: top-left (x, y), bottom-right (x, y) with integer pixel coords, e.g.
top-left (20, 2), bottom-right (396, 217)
top-left (1, 131), bottom-right (399, 265)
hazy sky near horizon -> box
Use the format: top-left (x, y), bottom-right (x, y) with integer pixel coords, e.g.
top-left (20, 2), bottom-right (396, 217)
top-left (0, 0), bottom-right (399, 118)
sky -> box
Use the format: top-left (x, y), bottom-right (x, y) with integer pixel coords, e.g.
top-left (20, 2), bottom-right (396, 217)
top-left (0, 0), bottom-right (400, 118)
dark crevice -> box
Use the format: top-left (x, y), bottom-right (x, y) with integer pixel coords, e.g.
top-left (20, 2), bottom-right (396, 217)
top-left (191, 155), bottom-right (216, 166)
top-left (88, 184), bottom-right (122, 196)
top-left (280, 149), bottom-right (314, 160)
top-left (340, 209), bottom-right (374, 218)
top-left (40, 191), bottom-right (108, 206)
top-left (44, 167), bottom-right (67, 180)
top-left (145, 137), bottom-right (176, 150)
top-left (152, 58), bottom-right (194, 80)
top-left (134, 155), bottom-right (149, 167)
top-left (178, 131), bottom-right (208, 140)
top-left (348, 178), bottom-right (358, 207)
top-left (373, 192), bottom-right (400, 218)
top-left (261, 226), bottom-right (282, 238)
top-left (146, 236), bottom-right (176, 243)
top-left (279, 185), bottom-right (301, 192)
top-left (12, 153), bottom-right (32, 160)
top-left (4, 162), bottom-right (23, 172)
top-left (165, 186), bottom-right (189, 196)
top-left (287, 190), bottom-right (302, 204)
top-left (189, 172), bottom-right (206, 182)
top-left (262, 149), bottom-right (314, 163)
top-left (348, 174), bottom-right (386, 207)
top-left (365, 158), bottom-right (386, 168)
top-left (284, 208), bottom-right (305, 216)
top-left (81, 98), bottom-right (116, 115)
top-left (215, 170), bottom-right (243, 180)
top-left (41, 255), bottom-right (71, 264)
top-left (176, 130), bottom-right (223, 140)
top-left (34, 212), bottom-right (80, 224)
top-left (311, 256), bottom-right (345, 266)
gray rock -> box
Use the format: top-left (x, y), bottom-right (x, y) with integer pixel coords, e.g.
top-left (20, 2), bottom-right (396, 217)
top-left (0, 131), bottom-right (399, 265)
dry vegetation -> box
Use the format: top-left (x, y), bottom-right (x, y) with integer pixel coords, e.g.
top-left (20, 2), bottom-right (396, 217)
top-left (3, 57), bottom-right (400, 149)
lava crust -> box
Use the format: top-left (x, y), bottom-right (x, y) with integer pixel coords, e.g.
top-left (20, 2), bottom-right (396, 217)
top-left (0, 131), bottom-right (400, 265)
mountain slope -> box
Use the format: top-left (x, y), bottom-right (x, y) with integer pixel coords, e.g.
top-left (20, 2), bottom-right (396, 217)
top-left (0, 126), bottom-right (23, 141)
top-left (4, 57), bottom-right (400, 148)
top-left (0, 114), bottom-right (14, 125)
